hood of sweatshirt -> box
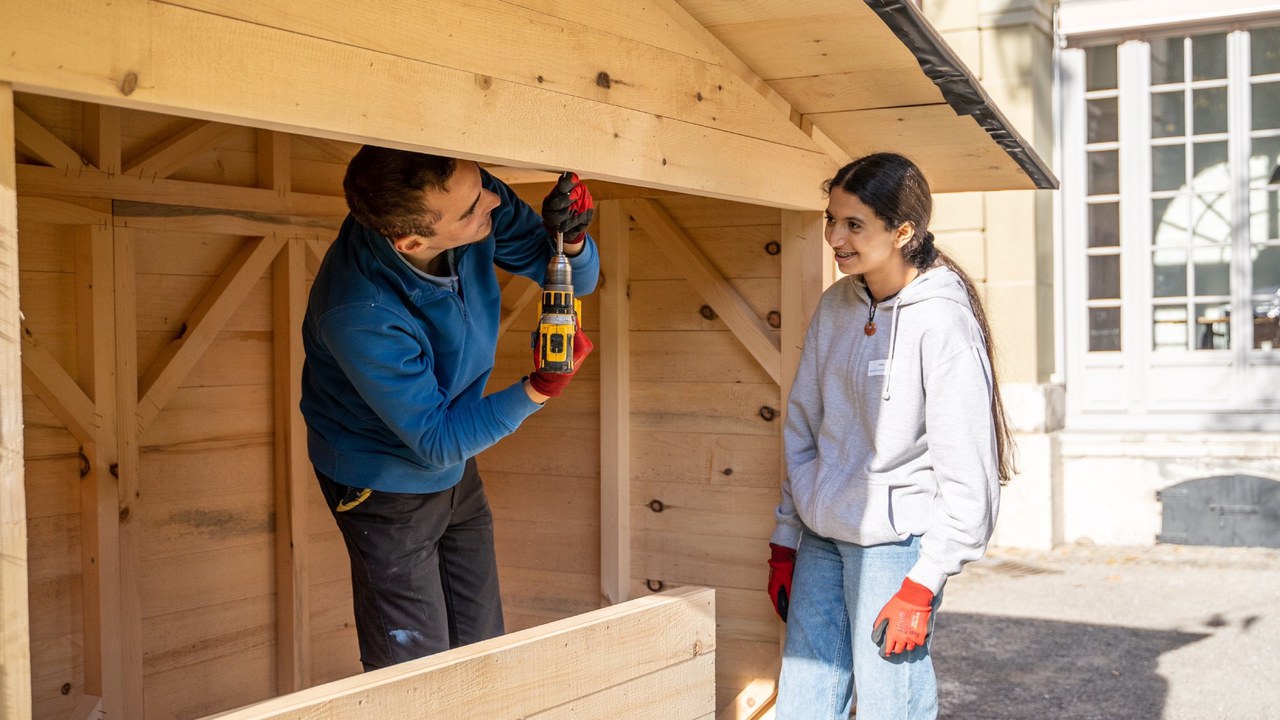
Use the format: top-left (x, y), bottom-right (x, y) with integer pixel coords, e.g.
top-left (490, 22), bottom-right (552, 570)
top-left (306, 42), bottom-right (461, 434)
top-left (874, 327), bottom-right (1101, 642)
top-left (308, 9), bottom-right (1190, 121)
top-left (849, 267), bottom-right (977, 401)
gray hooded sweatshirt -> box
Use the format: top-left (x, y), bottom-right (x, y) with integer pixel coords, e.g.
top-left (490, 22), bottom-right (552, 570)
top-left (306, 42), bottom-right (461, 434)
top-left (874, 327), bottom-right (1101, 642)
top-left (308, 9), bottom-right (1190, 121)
top-left (771, 266), bottom-right (1000, 594)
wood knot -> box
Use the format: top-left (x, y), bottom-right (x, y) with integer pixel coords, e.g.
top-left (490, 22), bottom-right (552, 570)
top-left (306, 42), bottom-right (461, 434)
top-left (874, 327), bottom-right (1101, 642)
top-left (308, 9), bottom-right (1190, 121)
top-left (475, 74), bottom-right (493, 91)
top-left (120, 72), bottom-right (139, 96)
top-left (595, 71), bottom-right (612, 89)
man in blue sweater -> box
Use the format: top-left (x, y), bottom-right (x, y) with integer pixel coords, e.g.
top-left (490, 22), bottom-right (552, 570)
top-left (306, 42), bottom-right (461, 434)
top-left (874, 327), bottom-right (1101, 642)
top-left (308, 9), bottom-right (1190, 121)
top-left (301, 146), bottom-right (598, 670)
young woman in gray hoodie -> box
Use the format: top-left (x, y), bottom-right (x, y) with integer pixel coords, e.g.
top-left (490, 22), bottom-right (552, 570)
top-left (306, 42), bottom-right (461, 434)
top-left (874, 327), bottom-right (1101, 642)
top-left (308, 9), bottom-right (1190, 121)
top-left (767, 153), bottom-right (1015, 719)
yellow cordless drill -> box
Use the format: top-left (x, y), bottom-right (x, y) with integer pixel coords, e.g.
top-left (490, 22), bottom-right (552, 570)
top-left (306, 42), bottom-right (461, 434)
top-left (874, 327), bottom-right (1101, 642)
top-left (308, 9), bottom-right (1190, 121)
top-left (533, 231), bottom-right (581, 373)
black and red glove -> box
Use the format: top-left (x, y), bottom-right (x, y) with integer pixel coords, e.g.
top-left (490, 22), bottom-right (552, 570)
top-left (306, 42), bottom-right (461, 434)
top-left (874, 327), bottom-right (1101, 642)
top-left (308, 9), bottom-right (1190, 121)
top-left (767, 543), bottom-right (796, 622)
top-left (541, 171), bottom-right (594, 245)
top-left (871, 577), bottom-right (934, 658)
top-left (528, 322), bottom-right (593, 400)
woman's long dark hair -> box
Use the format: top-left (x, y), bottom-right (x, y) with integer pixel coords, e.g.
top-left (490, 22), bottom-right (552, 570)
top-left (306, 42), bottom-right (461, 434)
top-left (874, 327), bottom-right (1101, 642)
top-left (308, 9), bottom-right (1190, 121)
top-left (825, 153), bottom-right (1016, 484)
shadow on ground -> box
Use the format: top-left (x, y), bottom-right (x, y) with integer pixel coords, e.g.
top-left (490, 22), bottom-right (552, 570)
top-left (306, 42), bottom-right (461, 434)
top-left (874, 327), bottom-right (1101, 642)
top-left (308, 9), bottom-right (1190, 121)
top-left (933, 613), bottom-right (1209, 720)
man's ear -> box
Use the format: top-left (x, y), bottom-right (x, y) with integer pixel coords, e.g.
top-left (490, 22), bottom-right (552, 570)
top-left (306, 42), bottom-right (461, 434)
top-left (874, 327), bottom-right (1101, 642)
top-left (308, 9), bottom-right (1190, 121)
top-left (392, 235), bottom-right (424, 254)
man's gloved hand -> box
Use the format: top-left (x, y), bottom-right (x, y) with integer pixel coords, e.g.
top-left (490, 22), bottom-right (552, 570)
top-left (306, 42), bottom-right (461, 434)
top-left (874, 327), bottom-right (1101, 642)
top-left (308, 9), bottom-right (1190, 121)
top-left (871, 577), bottom-right (934, 658)
top-left (541, 171), bottom-right (594, 244)
top-left (528, 322), bottom-right (593, 400)
top-left (767, 543), bottom-right (796, 622)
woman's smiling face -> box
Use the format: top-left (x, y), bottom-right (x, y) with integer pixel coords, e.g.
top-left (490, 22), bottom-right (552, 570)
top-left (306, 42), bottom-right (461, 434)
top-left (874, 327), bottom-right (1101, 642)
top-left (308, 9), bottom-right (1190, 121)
top-left (824, 187), bottom-right (912, 280)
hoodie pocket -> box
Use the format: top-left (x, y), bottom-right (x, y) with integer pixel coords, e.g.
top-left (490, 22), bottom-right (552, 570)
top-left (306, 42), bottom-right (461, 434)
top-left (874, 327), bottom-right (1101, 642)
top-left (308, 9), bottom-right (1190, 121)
top-left (804, 461), bottom-right (902, 546)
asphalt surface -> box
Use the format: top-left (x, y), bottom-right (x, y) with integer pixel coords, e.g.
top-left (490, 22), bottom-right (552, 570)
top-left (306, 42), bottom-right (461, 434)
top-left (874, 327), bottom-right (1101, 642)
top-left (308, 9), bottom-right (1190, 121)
top-left (932, 542), bottom-right (1280, 720)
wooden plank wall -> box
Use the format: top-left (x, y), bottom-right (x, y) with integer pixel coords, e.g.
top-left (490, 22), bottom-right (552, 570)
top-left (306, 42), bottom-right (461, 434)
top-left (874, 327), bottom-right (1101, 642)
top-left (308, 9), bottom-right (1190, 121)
top-left (15, 93), bottom-right (353, 720)
top-left (487, 182), bottom-right (786, 713)
top-left (624, 194), bottom-right (783, 710)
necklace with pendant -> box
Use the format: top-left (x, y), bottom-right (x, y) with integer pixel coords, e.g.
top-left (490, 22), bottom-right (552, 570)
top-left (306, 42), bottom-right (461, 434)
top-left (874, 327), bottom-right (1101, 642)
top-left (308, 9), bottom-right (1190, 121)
top-left (864, 271), bottom-right (918, 336)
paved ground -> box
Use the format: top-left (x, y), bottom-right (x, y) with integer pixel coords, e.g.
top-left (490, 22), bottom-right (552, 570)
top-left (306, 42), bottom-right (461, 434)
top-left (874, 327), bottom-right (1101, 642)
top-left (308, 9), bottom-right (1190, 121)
top-left (933, 542), bottom-right (1280, 719)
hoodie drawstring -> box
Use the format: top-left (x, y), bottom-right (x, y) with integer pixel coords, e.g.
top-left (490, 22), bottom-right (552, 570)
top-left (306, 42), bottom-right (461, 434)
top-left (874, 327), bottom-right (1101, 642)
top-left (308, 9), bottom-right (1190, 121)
top-left (882, 297), bottom-right (903, 401)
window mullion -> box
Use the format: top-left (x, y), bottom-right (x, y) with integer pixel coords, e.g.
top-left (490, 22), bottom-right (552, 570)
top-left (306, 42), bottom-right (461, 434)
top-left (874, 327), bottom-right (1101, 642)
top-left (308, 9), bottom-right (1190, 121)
top-left (1229, 30), bottom-right (1252, 380)
top-left (1119, 39), bottom-right (1152, 401)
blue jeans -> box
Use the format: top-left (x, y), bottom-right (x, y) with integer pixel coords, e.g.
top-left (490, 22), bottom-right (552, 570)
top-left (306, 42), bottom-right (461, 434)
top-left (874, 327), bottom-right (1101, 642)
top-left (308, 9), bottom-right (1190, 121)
top-left (776, 532), bottom-right (939, 720)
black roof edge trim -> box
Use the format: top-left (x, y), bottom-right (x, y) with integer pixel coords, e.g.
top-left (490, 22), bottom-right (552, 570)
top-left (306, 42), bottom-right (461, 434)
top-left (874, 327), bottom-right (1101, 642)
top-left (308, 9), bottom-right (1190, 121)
top-left (864, 0), bottom-right (1059, 190)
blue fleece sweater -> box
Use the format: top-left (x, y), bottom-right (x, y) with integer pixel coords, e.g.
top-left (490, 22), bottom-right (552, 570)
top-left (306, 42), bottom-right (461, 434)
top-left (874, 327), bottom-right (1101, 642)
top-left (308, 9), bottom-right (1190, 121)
top-left (301, 169), bottom-right (599, 493)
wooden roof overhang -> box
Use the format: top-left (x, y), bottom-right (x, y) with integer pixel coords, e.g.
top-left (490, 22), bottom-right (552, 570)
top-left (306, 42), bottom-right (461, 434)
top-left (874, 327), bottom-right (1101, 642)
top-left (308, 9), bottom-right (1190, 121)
top-left (0, 0), bottom-right (1054, 213)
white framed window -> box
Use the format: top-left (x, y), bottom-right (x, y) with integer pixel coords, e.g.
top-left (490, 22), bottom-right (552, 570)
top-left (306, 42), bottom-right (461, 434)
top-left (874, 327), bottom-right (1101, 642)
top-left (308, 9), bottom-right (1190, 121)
top-left (1061, 21), bottom-right (1280, 429)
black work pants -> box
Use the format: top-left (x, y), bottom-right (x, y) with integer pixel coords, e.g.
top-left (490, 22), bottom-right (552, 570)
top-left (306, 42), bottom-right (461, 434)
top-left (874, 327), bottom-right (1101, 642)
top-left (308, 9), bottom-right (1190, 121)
top-left (316, 458), bottom-right (504, 671)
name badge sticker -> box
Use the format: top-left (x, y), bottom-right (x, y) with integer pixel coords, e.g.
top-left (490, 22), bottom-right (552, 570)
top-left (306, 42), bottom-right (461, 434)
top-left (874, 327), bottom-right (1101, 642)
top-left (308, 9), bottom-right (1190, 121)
top-left (868, 359), bottom-right (887, 376)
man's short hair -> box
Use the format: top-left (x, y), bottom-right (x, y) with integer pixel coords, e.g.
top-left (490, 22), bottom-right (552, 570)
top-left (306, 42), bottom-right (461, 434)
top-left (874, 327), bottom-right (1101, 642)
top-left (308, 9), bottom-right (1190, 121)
top-left (342, 146), bottom-right (458, 238)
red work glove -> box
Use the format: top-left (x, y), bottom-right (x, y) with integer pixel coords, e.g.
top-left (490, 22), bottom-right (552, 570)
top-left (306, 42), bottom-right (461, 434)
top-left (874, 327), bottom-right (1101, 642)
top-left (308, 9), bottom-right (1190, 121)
top-left (872, 578), bottom-right (934, 658)
top-left (541, 171), bottom-right (594, 244)
top-left (528, 323), bottom-right (593, 400)
top-left (767, 543), bottom-right (796, 622)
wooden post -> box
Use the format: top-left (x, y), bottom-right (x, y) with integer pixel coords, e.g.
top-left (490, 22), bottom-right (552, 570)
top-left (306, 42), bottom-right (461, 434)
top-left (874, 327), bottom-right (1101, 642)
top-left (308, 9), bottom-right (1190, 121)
top-left (272, 237), bottom-right (310, 691)
top-left (81, 104), bottom-right (121, 176)
top-left (75, 212), bottom-right (122, 715)
top-left (112, 226), bottom-right (146, 717)
top-left (779, 211), bottom-right (831, 403)
top-left (726, 210), bottom-right (830, 720)
top-left (598, 200), bottom-right (631, 606)
top-left (0, 80), bottom-right (33, 720)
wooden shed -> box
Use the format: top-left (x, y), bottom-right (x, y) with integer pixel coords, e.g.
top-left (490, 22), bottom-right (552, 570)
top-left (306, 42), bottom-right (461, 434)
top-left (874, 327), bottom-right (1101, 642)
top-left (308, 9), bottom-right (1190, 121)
top-left (0, 1), bottom-right (1055, 718)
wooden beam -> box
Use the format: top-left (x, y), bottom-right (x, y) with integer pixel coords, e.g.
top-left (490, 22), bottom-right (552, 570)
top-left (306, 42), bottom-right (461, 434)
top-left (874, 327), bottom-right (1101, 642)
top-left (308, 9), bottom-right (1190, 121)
top-left (305, 238), bottom-right (330, 279)
top-left (629, 198), bottom-right (781, 383)
top-left (18, 320), bottom-right (100, 445)
top-left (166, 0), bottom-right (810, 151)
top-left (18, 163), bottom-right (348, 217)
top-left (598, 200), bottom-right (630, 606)
top-left (202, 586), bottom-right (715, 720)
top-left (111, 227), bottom-right (146, 718)
top-left (136, 235), bottom-right (288, 432)
top-left (0, 80), bottom-right (33, 720)
top-left (496, 275), bottom-right (540, 337)
top-left (18, 195), bottom-right (112, 225)
top-left (272, 238), bottom-right (310, 692)
top-left (82, 104), bottom-right (122, 175)
top-left (111, 202), bottom-right (339, 239)
top-left (13, 105), bottom-right (86, 170)
top-left (74, 221), bottom-right (125, 717)
top-left (122, 120), bottom-right (238, 180)
top-left (0, 0), bottom-right (837, 210)
top-left (258, 130), bottom-right (292, 192)
top-left (484, 166), bottom-right (560, 186)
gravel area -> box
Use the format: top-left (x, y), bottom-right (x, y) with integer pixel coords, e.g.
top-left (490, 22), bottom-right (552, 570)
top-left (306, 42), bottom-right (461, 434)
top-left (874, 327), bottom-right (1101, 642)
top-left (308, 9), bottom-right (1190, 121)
top-left (932, 542), bottom-right (1280, 720)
